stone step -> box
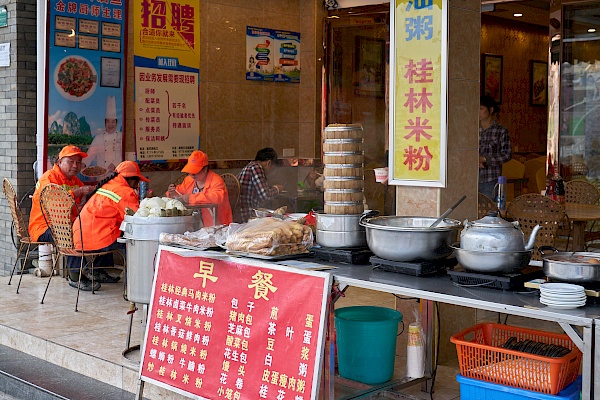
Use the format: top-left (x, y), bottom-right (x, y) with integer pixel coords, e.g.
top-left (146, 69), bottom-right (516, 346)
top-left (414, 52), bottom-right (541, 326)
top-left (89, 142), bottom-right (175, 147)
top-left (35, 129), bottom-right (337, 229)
top-left (0, 343), bottom-right (143, 400)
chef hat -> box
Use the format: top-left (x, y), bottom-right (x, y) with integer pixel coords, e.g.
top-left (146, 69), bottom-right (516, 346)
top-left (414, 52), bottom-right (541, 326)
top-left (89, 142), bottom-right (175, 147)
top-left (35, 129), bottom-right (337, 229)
top-left (106, 96), bottom-right (117, 120)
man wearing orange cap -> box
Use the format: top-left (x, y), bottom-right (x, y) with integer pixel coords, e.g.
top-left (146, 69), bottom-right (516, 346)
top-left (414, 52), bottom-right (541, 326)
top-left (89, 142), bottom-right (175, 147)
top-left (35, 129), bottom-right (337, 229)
top-left (166, 150), bottom-right (232, 226)
top-left (29, 145), bottom-right (95, 243)
top-left (68, 161), bottom-right (148, 291)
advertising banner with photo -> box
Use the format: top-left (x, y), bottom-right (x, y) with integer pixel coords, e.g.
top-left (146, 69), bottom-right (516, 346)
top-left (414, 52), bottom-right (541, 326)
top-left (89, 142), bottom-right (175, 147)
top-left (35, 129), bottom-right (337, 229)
top-left (389, 0), bottom-right (448, 187)
top-left (133, 0), bottom-right (200, 163)
top-left (45, 0), bottom-right (126, 183)
top-left (137, 248), bottom-right (331, 400)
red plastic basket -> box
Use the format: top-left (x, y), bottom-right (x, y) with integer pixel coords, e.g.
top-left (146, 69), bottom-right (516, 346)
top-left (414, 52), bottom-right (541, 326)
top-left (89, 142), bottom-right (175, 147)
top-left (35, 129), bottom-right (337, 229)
top-left (450, 323), bottom-right (582, 395)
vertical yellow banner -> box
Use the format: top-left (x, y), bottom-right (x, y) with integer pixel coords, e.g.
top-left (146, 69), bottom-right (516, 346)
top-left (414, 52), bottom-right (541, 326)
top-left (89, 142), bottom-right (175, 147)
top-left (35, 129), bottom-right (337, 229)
top-left (390, 0), bottom-right (448, 187)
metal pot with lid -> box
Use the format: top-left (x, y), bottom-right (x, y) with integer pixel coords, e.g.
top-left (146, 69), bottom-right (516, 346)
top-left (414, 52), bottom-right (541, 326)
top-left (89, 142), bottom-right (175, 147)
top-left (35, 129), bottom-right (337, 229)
top-left (460, 212), bottom-right (540, 252)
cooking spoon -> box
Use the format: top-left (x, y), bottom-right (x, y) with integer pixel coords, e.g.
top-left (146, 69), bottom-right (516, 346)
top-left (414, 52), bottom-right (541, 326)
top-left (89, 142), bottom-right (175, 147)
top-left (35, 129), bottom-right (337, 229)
top-left (429, 195), bottom-right (467, 228)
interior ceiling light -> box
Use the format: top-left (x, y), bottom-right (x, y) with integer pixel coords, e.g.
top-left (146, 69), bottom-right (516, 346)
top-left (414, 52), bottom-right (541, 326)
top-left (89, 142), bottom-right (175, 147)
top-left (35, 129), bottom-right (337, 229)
top-left (481, 0), bottom-right (525, 4)
top-left (514, 13), bottom-right (523, 17)
top-left (588, 28), bottom-right (597, 33)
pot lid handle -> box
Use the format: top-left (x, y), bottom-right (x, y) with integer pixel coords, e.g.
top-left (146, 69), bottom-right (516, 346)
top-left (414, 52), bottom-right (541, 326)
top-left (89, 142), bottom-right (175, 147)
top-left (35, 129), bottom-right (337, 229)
top-left (359, 209), bottom-right (379, 224)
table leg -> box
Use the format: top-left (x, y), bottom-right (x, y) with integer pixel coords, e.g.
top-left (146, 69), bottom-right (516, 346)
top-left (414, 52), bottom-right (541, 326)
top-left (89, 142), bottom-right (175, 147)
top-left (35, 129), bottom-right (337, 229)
top-left (572, 221), bottom-right (586, 252)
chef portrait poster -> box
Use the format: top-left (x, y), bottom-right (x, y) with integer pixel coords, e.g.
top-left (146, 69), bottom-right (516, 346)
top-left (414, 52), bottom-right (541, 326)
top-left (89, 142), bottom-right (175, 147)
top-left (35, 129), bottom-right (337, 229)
top-left (133, 0), bottom-right (201, 163)
top-left (45, 0), bottom-right (126, 181)
top-left (389, 0), bottom-right (448, 187)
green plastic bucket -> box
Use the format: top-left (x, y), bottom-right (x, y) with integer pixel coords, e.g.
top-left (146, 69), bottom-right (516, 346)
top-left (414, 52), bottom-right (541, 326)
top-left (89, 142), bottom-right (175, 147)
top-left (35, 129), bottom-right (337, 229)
top-left (334, 306), bottom-right (403, 384)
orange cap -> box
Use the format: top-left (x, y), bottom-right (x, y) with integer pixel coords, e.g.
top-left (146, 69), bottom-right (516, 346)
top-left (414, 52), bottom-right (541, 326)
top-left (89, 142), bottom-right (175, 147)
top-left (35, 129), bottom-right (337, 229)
top-left (115, 161), bottom-right (149, 182)
top-left (182, 151), bottom-right (209, 174)
top-left (58, 145), bottom-right (88, 159)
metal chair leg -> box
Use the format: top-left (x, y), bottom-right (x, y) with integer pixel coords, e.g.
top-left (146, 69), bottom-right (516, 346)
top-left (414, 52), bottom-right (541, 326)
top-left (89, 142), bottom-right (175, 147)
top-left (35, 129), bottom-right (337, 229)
top-left (41, 255), bottom-right (59, 304)
top-left (8, 241), bottom-right (26, 286)
top-left (16, 243), bottom-right (34, 294)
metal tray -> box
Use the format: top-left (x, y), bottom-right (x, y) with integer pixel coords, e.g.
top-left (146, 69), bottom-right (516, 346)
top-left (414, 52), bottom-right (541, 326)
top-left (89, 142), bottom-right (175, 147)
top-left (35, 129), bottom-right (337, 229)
top-left (226, 251), bottom-right (309, 261)
top-left (162, 243), bottom-right (224, 252)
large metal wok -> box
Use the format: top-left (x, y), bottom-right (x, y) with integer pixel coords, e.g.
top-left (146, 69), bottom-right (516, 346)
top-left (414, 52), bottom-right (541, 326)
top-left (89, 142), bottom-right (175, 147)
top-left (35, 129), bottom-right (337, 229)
top-left (539, 247), bottom-right (600, 283)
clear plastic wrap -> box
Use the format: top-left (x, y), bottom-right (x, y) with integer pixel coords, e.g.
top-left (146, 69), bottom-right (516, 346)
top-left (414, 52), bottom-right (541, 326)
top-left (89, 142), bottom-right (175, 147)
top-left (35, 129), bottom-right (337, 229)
top-left (159, 225), bottom-right (229, 249)
top-left (226, 218), bottom-right (314, 256)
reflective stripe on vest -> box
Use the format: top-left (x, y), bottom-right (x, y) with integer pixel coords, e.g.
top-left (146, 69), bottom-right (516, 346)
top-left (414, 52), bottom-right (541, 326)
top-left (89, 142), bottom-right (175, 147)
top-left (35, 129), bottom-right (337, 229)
top-left (96, 188), bottom-right (121, 203)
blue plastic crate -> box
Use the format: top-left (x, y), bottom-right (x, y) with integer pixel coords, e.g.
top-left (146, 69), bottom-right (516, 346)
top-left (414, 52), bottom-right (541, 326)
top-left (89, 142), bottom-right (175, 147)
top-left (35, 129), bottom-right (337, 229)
top-left (456, 375), bottom-right (582, 400)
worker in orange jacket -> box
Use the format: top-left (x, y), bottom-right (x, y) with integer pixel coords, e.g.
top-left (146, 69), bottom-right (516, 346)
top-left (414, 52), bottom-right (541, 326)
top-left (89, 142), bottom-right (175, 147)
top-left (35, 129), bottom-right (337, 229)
top-left (29, 145), bottom-right (95, 242)
top-left (166, 150), bottom-right (233, 226)
top-left (69, 161), bottom-right (148, 291)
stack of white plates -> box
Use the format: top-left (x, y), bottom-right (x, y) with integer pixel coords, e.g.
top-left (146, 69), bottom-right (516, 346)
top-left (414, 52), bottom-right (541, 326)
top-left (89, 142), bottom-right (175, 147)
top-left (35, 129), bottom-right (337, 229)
top-left (539, 283), bottom-right (587, 309)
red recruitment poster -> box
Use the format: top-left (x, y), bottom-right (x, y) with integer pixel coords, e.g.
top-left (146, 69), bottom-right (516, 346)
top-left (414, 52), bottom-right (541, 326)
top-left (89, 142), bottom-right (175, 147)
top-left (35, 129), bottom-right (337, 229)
top-left (139, 248), bottom-right (333, 400)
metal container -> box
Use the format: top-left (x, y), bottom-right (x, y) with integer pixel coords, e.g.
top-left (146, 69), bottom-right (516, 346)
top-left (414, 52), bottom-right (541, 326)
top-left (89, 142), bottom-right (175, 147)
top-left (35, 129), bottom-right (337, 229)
top-left (315, 211), bottom-right (374, 248)
top-left (540, 249), bottom-right (600, 283)
top-left (359, 216), bottom-right (461, 261)
top-left (119, 214), bottom-right (200, 304)
top-left (460, 214), bottom-right (540, 252)
top-left (316, 229), bottom-right (367, 248)
top-left (451, 244), bottom-right (532, 273)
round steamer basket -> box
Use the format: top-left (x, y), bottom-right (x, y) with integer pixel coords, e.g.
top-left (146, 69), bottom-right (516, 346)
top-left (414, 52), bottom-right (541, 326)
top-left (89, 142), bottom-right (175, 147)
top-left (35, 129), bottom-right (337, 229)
top-left (324, 189), bottom-right (364, 203)
top-left (323, 176), bottom-right (365, 189)
top-left (324, 200), bottom-right (364, 215)
top-left (323, 124), bottom-right (364, 140)
top-left (323, 138), bottom-right (363, 153)
top-left (323, 164), bottom-right (364, 177)
top-left (323, 151), bottom-right (364, 165)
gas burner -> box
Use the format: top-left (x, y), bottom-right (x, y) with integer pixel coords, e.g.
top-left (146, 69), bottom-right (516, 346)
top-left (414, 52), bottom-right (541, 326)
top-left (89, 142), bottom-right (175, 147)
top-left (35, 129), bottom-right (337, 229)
top-left (448, 265), bottom-right (545, 290)
top-left (371, 256), bottom-right (457, 277)
top-left (310, 246), bottom-right (372, 265)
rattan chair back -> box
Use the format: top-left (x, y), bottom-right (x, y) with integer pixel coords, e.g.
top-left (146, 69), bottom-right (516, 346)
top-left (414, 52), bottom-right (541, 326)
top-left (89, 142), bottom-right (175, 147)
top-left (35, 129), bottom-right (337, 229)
top-left (221, 173), bottom-right (240, 214)
top-left (565, 179), bottom-right (600, 205)
top-left (3, 178), bottom-right (28, 240)
top-left (478, 192), bottom-right (498, 219)
top-left (507, 194), bottom-right (566, 260)
top-left (173, 173), bottom-right (187, 187)
top-left (39, 183), bottom-right (76, 251)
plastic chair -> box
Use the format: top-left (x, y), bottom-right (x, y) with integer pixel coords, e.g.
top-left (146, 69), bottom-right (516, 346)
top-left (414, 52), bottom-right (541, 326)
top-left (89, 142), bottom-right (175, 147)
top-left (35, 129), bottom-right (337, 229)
top-left (565, 179), bottom-right (600, 250)
top-left (535, 168), bottom-right (547, 194)
top-left (2, 178), bottom-right (55, 293)
top-left (523, 157), bottom-right (546, 194)
top-left (477, 192), bottom-right (498, 219)
top-left (39, 183), bottom-right (125, 311)
top-left (506, 194), bottom-right (566, 260)
top-left (220, 173), bottom-right (240, 222)
top-left (501, 159), bottom-right (526, 201)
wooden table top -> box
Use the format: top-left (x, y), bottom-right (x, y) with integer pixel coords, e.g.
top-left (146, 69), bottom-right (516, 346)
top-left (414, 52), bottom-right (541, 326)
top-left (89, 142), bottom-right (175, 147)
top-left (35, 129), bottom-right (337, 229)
top-left (565, 202), bottom-right (600, 222)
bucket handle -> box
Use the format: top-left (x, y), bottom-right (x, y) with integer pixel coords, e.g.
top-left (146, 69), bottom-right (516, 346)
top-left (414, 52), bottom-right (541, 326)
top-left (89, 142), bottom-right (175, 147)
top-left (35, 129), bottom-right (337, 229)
top-left (398, 320), bottom-right (405, 336)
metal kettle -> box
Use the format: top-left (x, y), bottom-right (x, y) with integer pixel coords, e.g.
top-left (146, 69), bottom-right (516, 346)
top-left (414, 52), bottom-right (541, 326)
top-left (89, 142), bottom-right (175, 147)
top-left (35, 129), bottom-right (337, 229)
top-left (460, 212), bottom-right (540, 252)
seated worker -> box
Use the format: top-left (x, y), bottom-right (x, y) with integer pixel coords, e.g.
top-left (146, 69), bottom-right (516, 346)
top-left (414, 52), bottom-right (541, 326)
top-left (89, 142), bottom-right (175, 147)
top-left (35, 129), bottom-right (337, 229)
top-left (237, 147), bottom-right (284, 223)
top-left (166, 150), bottom-right (232, 226)
top-left (68, 161), bottom-right (148, 291)
top-left (29, 145), bottom-right (95, 242)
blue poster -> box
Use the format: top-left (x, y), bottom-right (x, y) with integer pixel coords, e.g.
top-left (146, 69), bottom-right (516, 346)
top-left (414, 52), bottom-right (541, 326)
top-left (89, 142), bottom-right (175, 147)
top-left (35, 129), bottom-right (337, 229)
top-left (273, 29), bottom-right (301, 83)
top-left (46, 0), bottom-right (126, 182)
top-left (246, 26), bottom-right (273, 81)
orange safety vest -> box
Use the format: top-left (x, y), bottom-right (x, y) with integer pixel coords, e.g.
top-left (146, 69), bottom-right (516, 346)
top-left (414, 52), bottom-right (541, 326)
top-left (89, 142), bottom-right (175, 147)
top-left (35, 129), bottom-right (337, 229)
top-left (166, 171), bottom-right (233, 226)
top-left (73, 175), bottom-right (140, 251)
top-left (29, 164), bottom-right (85, 241)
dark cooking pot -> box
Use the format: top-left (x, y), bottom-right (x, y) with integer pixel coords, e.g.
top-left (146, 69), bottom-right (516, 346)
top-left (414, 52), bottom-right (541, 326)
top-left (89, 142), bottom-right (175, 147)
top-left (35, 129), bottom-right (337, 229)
top-left (539, 246), bottom-right (600, 283)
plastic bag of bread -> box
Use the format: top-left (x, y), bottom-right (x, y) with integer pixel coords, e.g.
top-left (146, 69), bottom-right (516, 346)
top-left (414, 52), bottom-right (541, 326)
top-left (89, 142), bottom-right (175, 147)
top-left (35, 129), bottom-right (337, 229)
top-left (226, 217), bottom-right (314, 256)
top-left (160, 225), bottom-right (229, 249)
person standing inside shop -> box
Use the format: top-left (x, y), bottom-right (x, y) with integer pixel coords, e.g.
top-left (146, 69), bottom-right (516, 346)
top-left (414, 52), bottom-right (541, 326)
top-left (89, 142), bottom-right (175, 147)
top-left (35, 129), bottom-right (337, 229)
top-left (86, 96), bottom-right (123, 172)
top-left (28, 145), bottom-right (94, 243)
top-left (237, 147), bottom-right (285, 223)
top-left (479, 95), bottom-right (511, 200)
top-left (166, 150), bottom-right (233, 226)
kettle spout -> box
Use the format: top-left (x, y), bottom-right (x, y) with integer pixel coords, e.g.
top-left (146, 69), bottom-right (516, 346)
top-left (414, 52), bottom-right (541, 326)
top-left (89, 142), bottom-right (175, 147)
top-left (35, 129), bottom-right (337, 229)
top-left (524, 224), bottom-right (541, 251)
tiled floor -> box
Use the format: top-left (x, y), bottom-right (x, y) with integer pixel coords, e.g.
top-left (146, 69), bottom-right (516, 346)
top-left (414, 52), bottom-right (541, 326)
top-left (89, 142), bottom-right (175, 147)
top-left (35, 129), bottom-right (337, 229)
top-left (0, 268), bottom-right (564, 400)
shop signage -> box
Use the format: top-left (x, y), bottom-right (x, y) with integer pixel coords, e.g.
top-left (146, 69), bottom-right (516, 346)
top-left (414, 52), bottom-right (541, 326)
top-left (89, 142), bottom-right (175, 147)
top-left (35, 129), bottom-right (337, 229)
top-left (246, 26), bottom-right (301, 83)
top-left (138, 248), bottom-right (331, 400)
top-left (0, 7), bottom-right (7, 28)
top-left (133, 0), bottom-right (201, 162)
top-left (45, 0), bottom-right (126, 176)
top-left (389, 0), bottom-right (448, 187)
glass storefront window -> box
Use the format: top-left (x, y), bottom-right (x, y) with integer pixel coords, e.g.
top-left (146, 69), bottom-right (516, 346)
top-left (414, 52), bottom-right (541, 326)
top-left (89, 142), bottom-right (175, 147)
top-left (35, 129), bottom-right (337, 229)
top-left (559, 3), bottom-right (600, 181)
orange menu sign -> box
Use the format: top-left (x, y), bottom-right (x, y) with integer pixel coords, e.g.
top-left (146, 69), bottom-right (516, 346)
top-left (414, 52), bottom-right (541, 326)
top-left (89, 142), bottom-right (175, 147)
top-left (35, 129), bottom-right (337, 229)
top-left (139, 249), bottom-right (332, 400)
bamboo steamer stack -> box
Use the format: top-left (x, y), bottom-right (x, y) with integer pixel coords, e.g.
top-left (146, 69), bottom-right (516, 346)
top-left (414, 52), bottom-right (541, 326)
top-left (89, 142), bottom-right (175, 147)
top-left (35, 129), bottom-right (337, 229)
top-left (323, 124), bottom-right (365, 214)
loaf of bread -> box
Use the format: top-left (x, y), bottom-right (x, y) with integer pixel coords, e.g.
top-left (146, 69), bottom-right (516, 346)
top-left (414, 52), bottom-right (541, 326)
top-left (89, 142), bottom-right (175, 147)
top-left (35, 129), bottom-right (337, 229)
top-left (227, 218), bottom-right (313, 256)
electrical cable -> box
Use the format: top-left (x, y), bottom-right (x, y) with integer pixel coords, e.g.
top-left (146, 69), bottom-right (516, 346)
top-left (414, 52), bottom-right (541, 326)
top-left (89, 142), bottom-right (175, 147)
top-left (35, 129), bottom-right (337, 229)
top-left (427, 301), bottom-right (440, 399)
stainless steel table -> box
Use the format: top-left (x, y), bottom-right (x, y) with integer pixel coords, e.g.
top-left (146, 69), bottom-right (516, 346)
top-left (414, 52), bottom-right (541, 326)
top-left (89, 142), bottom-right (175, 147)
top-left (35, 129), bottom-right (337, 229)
top-left (328, 263), bottom-right (600, 399)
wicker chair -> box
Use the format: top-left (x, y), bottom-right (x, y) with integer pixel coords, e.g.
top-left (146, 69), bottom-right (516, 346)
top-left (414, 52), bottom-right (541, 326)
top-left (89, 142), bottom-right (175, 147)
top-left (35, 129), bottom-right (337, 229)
top-left (565, 179), bottom-right (600, 250)
top-left (506, 194), bottom-right (566, 260)
top-left (2, 178), bottom-right (55, 293)
top-left (221, 173), bottom-right (240, 222)
top-left (39, 183), bottom-right (125, 311)
top-left (477, 192), bottom-right (498, 219)
top-left (173, 173), bottom-right (187, 187)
